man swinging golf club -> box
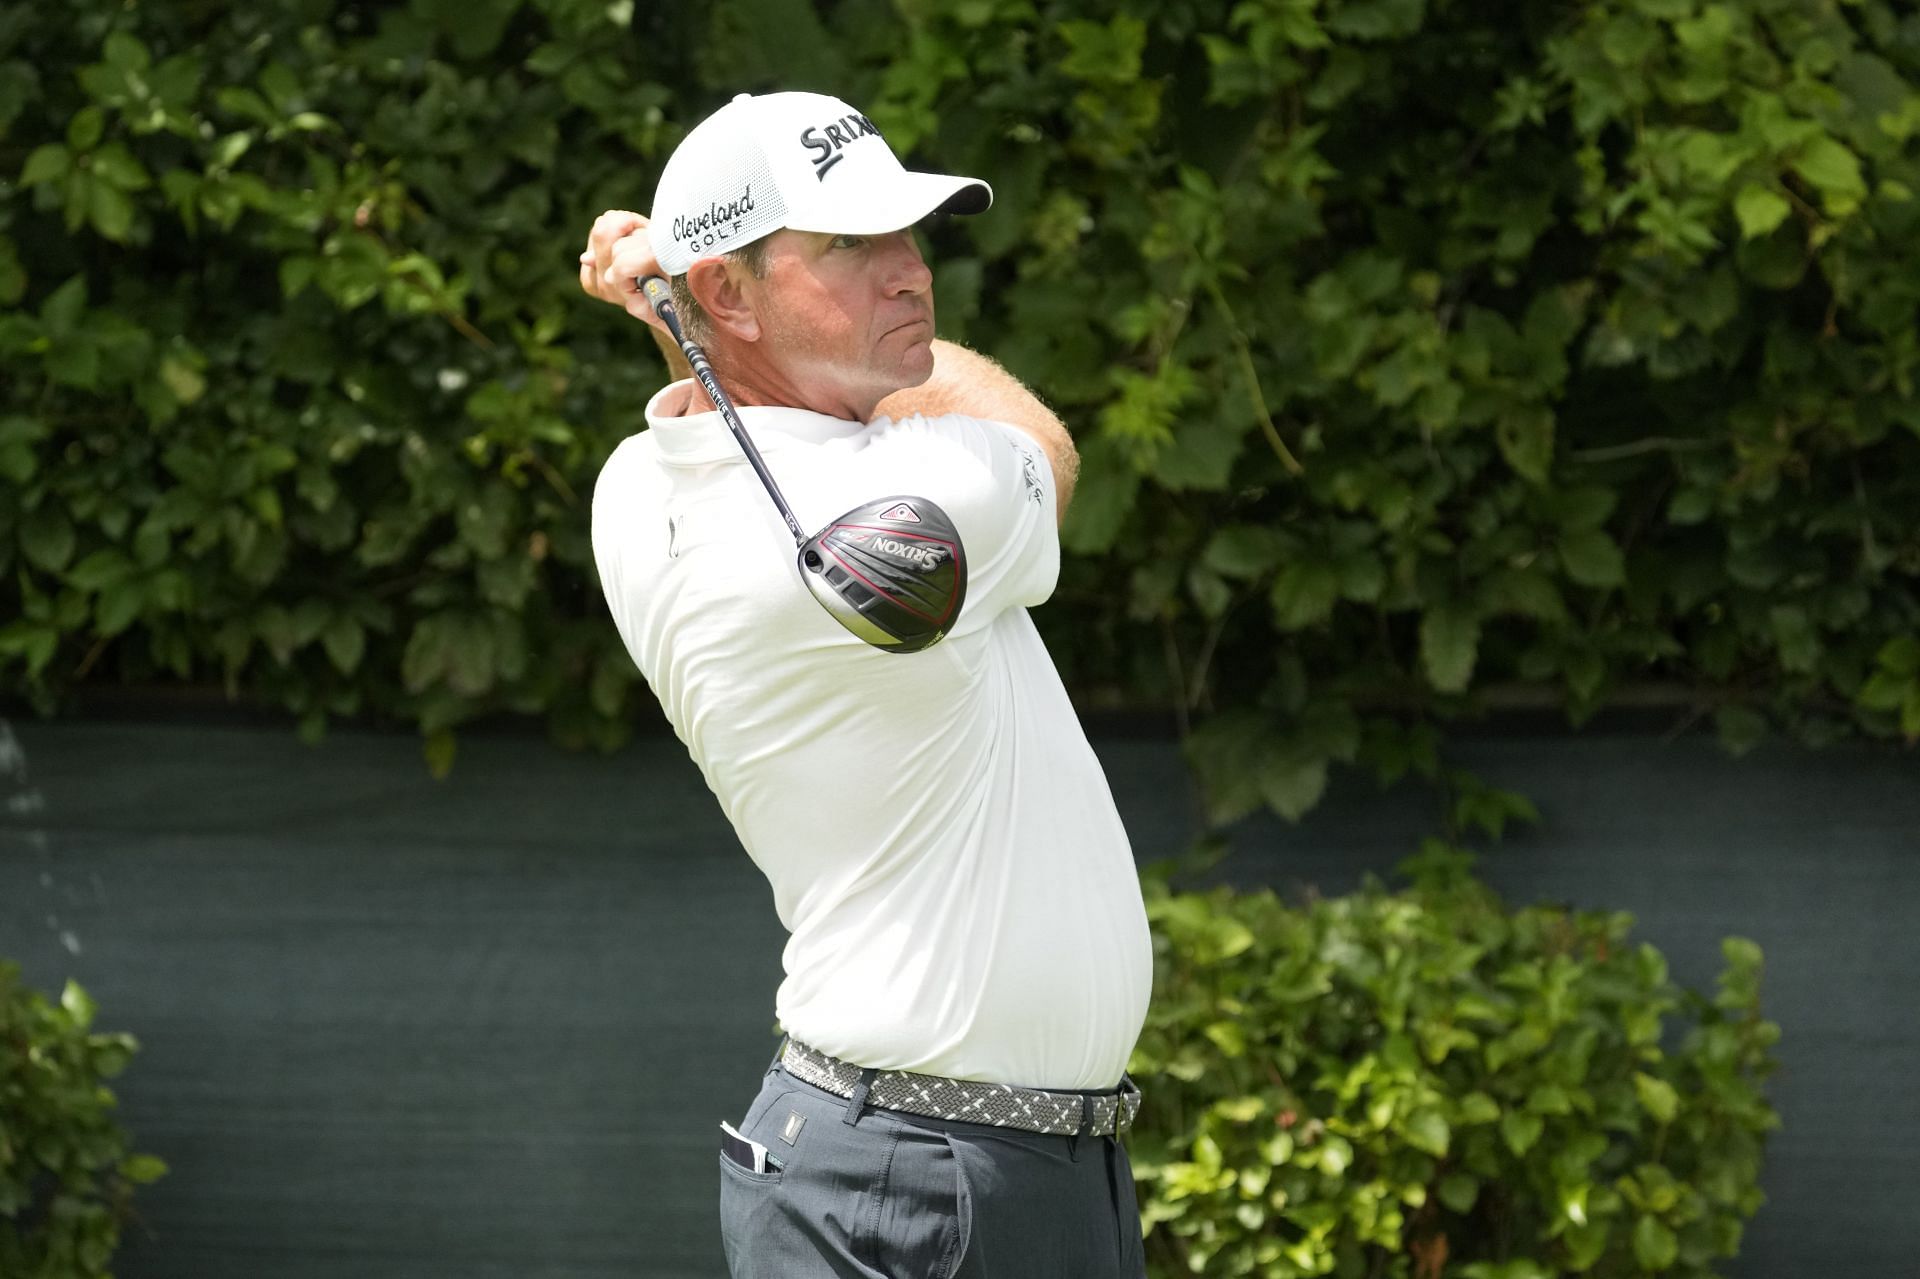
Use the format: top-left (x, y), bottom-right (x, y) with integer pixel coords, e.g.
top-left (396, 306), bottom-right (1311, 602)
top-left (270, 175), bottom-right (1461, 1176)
top-left (580, 90), bottom-right (1152, 1277)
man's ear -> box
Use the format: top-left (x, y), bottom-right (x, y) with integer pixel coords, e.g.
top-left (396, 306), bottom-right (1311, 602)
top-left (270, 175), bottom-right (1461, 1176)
top-left (687, 257), bottom-right (761, 343)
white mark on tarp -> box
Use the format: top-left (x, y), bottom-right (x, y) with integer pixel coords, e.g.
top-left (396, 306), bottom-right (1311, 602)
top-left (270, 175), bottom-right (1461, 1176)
top-left (3, 719), bottom-right (77, 955)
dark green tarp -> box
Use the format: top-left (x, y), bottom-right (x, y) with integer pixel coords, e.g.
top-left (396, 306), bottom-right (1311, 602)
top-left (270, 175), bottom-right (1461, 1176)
top-left (1, 717), bottom-right (1913, 1276)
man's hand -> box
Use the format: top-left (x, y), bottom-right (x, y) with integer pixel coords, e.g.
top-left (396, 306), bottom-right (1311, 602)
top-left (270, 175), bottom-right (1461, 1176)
top-left (578, 209), bottom-right (691, 378)
top-left (578, 209), bottom-right (670, 336)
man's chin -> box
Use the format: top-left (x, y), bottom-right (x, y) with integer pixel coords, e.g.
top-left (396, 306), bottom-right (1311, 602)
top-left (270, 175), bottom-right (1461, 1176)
top-left (901, 332), bottom-right (938, 381)
top-left (900, 349), bottom-right (936, 389)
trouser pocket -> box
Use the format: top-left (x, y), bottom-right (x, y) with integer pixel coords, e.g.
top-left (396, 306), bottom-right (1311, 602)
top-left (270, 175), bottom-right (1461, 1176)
top-left (869, 1125), bottom-right (972, 1279)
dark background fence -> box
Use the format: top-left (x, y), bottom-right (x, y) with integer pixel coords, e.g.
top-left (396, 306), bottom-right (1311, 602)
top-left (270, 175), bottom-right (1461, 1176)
top-left (0, 713), bottom-right (1911, 1277)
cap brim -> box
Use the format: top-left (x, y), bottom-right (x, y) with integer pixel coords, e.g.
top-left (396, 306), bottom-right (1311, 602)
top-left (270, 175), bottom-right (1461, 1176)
top-left (785, 170), bottom-right (992, 237)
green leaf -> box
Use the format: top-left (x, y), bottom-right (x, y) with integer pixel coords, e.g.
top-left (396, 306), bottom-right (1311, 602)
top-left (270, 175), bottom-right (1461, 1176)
top-left (95, 578), bottom-right (143, 635)
top-left (0, 59), bottom-right (36, 131)
top-left (210, 131), bottom-right (254, 169)
top-left (66, 104), bottom-right (104, 150)
top-left (1733, 184), bottom-right (1791, 239)
top-left (1527, 1083), bottom-right (1573, 1115)
top-left (1633, 1215), bottom-right (1678, 1269)
top-left (1496, 405), bottom-right (1555, 484)
top-left (1792, 136), bottom-right (1867, 214)
top-left (19, 505), bottom-right (75, 572)
top-left (1270, 561), bottom-right (1340, 630)
top-left (1259, 750), bottom-right (1328, 822)
top-left (0, 622), bottom-right (59, 676)
top-left (103, 31), bottom-right (151, 71)
top-left (423, 728), bottom-right (457, 779)
top-left (90, 142), bottom-right (152, 191)
top-left (1203, 1020), bottom-right (1248, 1057)
top-left (1768, 604), bottom-right (1820, 673)
top-left (1404, 1109), bottom-right (1450, 1157)
top-left (1420, 604), bottom-right (1481, 693)
top-left (68, 547), bottom-right (132, 590)
top-left (1558, 529), bottom-right (1625, 587)
top-left (1057, 15), bottom-right (1148, 85)
top-left (1336, 552), bottom-right (1384, 602)
top-left (1876, 636), bottom-right (1920, 678)
top-left (1059, 437), bottom-right (1139, 555)
top-left (1667, 486), bottom-right (1715, 524)
top-left (1456, 1092), bottom-right (1501, 1124)
top-left (45, 336), bottom-right (100, 388)
top-left (446, 614), bottom-right (496, 696)
top-left (1501, 1110), bottom-right (1544, 1156)
top-left (89, 179), bottom-right (135, 241)
top-left (160, 354), bottom-right (207, 404)
top-left (120, 1153), bottom-right (168, 1184)
top-left (1438, 1171), bottom-right (1479, 1213)
top-left (1204, 525), bottom-right (1287, 578)
top-left (1478, 568), bottom-right (1567, 622)
top-left (1185, 710), bottom-right (1269, 826)
top-left (1633, 1072), bottom-right (1679, 1124)
top-left (19, 142), bottom-right (68, 187)
top-left (61, 979), bottom-right (97, 1029)
top-left (1551, 485), bottom-right (1616, 530)
top-left (40, 273), bottom-right (87, 335)
top-left (322, 615), bottom-right (365, 674)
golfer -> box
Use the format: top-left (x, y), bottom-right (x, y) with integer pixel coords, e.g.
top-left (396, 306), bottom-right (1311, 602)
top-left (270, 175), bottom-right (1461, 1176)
top-left (579, 90), bottom-right (1152, 1278)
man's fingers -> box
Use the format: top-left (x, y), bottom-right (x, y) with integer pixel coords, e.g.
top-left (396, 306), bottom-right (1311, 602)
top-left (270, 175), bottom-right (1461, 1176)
top-left (606, 231), bottom-right (657, 289)
top-left (588, 210), bottom-right (645, 283)
top-left (576, 210), bottom-right (643, 304)
top-left (600, 230), bottom-right (668, 331)
top-left (578, 211), bottom-right (668, 332)
top-left (588, 209), bottom-right (644, 258)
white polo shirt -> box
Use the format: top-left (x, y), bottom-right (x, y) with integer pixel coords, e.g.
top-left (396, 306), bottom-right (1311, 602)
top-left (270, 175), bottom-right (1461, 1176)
top-left (591, 381), bottom-right (1152, 1089)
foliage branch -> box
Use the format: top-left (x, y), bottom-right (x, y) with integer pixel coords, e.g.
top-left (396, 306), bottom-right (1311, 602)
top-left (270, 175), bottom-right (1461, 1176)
top-left (1127, 848), bottom-right (1779, 1277)
top-left (1, 0), bottom-right (1917, 806)
top-left (0, 961), bottom-right (167, 1278)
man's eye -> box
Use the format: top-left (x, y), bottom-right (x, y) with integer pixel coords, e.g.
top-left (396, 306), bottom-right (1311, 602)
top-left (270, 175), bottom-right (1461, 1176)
top-left (831, 234), bottom-right (866, 249)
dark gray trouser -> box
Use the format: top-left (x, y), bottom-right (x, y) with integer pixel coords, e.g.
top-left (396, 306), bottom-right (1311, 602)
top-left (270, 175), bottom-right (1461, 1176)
top-left (718, 1061), bottom-right (1148, 1279)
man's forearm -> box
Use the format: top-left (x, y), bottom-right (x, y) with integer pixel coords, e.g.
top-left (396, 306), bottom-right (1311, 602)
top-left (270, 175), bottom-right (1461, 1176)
top-left (875, 340), bottom-right (1078, 518)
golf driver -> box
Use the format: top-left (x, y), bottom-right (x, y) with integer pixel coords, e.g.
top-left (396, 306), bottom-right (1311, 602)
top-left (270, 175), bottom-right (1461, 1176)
top-left (638, 276), bottom-right (967, 654)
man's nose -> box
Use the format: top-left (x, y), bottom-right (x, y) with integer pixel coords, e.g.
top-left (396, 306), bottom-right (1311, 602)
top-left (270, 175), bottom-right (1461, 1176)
top-left (879, 230), bottom-right (933, 296)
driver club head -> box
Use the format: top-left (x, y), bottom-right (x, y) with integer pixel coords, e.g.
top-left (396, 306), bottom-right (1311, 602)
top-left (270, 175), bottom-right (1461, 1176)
top-left (798, 496), bottom-right (967, 653)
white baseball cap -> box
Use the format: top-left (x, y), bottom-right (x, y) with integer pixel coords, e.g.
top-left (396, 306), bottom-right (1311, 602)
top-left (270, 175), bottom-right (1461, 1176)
top-left (649, 90), bottom-right (992, 276)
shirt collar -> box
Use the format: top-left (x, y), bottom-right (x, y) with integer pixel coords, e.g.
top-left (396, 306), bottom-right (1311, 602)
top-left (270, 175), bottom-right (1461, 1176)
top-left (645, 379), bottom-right (868, 466)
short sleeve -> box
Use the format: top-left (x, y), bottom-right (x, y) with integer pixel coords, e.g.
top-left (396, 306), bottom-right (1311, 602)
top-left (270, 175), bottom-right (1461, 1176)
top-left (588, 434), bottom-right (663, 663)
top-left (855, 412), bottom-right (1059, 632)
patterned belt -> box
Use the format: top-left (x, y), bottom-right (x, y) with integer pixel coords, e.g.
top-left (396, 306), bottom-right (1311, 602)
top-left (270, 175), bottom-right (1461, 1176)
top-left (779, 1038), bottom-right (1142, 1138)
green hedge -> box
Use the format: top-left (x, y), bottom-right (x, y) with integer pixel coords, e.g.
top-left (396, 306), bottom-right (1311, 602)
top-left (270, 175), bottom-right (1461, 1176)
top-left (1129, 848), bottom-right (1779, 1277)
top-left (2, 0), bottom-right (1918, 806)
top-left (0, 962), bottom-right (166, 1278)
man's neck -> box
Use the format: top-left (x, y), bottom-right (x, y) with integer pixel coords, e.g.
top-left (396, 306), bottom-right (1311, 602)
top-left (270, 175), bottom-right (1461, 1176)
top-left (655, 351), bottom-right (876, 423)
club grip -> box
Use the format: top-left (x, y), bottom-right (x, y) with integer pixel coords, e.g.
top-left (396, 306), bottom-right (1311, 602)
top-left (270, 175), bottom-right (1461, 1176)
top-left (639, 276), bottom-right (681, 338)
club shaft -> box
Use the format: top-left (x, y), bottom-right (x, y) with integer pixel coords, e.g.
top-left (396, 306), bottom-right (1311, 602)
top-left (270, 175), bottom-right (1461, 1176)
top-left (639, 277), bottom-right (808, 547)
